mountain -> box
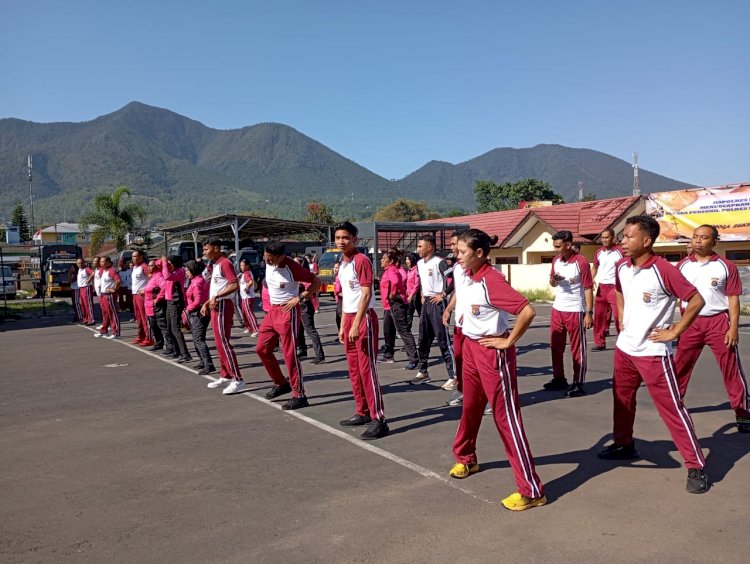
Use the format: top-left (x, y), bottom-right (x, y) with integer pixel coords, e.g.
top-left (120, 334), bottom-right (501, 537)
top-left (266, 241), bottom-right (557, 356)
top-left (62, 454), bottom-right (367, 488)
top-left (0, 102), bottom-right (694, 225)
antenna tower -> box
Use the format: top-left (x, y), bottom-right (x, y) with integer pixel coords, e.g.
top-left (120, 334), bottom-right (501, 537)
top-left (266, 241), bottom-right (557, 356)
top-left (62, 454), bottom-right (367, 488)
top-left (632, 152), bottom-right (640, 197)
top-left (577, 180), bottom-right (584, 201)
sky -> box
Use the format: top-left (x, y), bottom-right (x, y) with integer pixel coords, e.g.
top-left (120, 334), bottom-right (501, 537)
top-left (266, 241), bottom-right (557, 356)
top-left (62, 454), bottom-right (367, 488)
top-left (1, 0), bottom-right (748, 186)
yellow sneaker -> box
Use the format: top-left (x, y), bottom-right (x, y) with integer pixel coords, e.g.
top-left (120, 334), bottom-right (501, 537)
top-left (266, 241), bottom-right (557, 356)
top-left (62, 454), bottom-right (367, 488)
top-left (449, 462), bottom-right (479, 479)
top-left (501, 492), bottom-right (547, 511)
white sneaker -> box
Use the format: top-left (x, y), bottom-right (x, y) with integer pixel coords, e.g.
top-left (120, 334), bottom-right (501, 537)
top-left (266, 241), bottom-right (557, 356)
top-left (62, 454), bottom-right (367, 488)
top-left (412, 371), bottom-right (431, 384)
top-left (207, 377), bottom-right (231, 389)
top-left (96, 325), bottom-right (103, 330)
top-left (442, 378), bottom-right (457, 391)
top-left (484, 405), bottom-right (493, 416)
top-left (243, 329), bottom-right (250, 334)
top-left (250, 332), bottom-right (259, 338)
top-left (223, 380), bottom-right (246, 395)
top-left (93, 333), bottom-right (102, 338)
top-left (105, 334), bottom-right (117, 340)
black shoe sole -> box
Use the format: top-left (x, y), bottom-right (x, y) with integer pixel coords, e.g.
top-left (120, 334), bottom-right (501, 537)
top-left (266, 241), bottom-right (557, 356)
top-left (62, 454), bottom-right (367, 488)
top-left (340, 417), bottom-right (372, 427)
top-left (361, 425), bottom-right (390, 440)
top-left (265, 384), bottom-right (292, 400)
top-left (282, 399), bottom-right (309, 411)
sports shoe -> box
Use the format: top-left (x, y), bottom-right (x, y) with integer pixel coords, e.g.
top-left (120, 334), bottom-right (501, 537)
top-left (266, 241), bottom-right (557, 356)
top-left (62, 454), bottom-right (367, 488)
top-left (378, 356), bottom-right (395, 364)
top-left (96, 325), bottom-right (103, 330)
top-left (297, 351), bottom-right (308, 359)
top-left (446, 391), bottom-right (463, 407)
top-left (449, 462), bottom-right (479, 479)
top-left (176, 355), bottom-right (193, 364)
top-left (501, 492), bottom-right (547, 511)
top-left (565, 383), bottom-right (586, 398)
top-left (105, 334), bottom-right (118, 340)
top-left (94, 333), bottom-right (103, 338)
top-left (198, 366), bottom-right (216, 376)
top-left (543, 378), bottom-right (569, 391)
top-left (149, 345), bottom-right (163, 351)
top-left (222, 379), bottom-right (246, 395)
top-left (193, 362), bottom-right (206, 370)
top-left (140, 340), bottom-right (155, 347)
top-left (411, 371), bottom-right (431, 385)
top-left (736, 417), bottom-right (750, 433)
top-left (403, 361), bottom-right (419, 370)
top-left (598, 443), bottom-right (640, 460)
top-left (484, 405), bottom-right (493, 416)
top-left (282, 396), bottom-right (309, 410)
top-left (265, 381), bottom-right (292, 399)
top-left (207, 377), bottom-right (231, 389)
top-left (441, 378), bottom-right (457, 391)
top-left (242, 329), bottom-right (250, 334)
top-left (591, 345), bottom-right (607, 352)
top-left (339, 413), bottom-right (372, 426)
top-left (130, 338), bottom-right (142, 344)
top-left (686, 468), bottom-right (709, 494)
top-left (311, 358), bottom-right (326, 365)
top-left (250, 332), bottom-right (259, 338)
top-left (360, 419), bottom-right (389, 440)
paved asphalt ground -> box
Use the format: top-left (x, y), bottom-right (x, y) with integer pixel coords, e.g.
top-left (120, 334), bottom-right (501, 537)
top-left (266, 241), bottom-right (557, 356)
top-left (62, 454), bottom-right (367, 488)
top-left (2, 300), bottom-right (750, 563)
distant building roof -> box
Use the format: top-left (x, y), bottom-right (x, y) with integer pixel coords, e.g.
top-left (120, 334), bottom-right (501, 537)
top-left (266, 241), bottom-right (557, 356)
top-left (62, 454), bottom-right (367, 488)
top-left (36, 222), bottom-right (95, 234)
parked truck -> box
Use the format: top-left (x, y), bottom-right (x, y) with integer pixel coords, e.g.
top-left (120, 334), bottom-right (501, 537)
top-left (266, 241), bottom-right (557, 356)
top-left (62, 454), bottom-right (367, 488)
top-left (30, 245), bottom-right (83, 297)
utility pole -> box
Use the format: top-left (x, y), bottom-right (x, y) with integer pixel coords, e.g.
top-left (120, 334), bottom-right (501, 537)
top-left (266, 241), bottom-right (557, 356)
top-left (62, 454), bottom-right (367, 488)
top-left (632, 152), bottom-right (640, 197)
top-left (577, 180), bottom-right (584, 201)
top-left (28, 155), bottom-right (35, 241)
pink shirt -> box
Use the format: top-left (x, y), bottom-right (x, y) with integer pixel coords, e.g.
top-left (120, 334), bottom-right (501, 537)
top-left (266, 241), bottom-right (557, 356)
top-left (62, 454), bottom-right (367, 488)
top-left (261, 282), bottom-right (271, 312)
top-left (143, 271), bottom-right (164, 317)
top-left (334, 275), bottom-right (342, 303)
top-left (380, 264), bottom-right (407, 310)
top-left (406, 266), bottom-right (420, 301)
top-left (161, 260), bottom-right (186, 302)
top-left (186, 275), bottom-right (209, 313)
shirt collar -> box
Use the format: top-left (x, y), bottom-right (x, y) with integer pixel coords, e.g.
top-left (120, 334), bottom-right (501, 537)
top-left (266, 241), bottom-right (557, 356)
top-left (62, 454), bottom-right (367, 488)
top-left (467, 262), bottom-right (492, 282)
top-left (625, 253), bottom-right (658, 269)
top-left (688, 252), bottom-right (719, 262)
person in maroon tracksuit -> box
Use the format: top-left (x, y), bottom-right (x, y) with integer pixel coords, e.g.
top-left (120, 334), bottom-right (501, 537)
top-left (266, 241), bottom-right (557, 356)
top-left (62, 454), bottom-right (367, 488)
top-left (675, 224), bottom-right (749, 433)
top-left (449, 228), bottom-right (546, 511)
top-left (544, 230), bottom-right (594, 398)
top-left (95, 256), bottom-right (121, 339)
top-left (201, 238), bottom-right (244, 396)
top-left (130, 249), bottom-right (152, 346)
top-left (256, 241), bottom-right (320, 410)
top-left (76, 257), bottom-right (96, 325)
top-left (591, 228), bottom-right (623, 351)
top-left (598, 215), bottom-right (709, 494)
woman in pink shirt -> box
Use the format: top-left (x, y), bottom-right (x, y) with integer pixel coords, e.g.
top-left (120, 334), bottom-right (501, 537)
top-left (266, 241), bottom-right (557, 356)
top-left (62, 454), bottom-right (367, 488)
top-left (405, 252), bottom-right (421, 329)
top-left (185, 260), bottom-right (215, 375)
top-left (143, 259), bottom-right (165, 351)
top-left (380, 250), bottom-right (418, 367)
top-left (161, 255), bottom-right (191, 363)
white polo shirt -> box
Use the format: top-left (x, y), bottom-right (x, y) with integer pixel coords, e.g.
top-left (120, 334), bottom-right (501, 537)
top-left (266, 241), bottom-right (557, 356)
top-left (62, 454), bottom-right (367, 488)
top-left (209, 256), bottom-right (239, 301)
top-left (93, 268), bottom-right (103, 296)
top-left (240, 270), bottom-right (257, 299)
top-left (265, 256), bottom-right (313, 305)
top-left (551, 253), bottom-right (593, 312)
top-left (615, 254), bottom-right (698, 357)
top-left (99, 267), bottom-right (120, 293)
top-left (450, 263), bottom-right (469, 328)
top-left (678, 253), bottom-right (743, 316)
top-left (418, 255), bottom-right (447, 297)
top-left (460, 263), bottom-right (529, 340)
top-left (594, 246), bottom-right (623, 285)
top-left (339, 251), bottom-right (376, 314)
top-left (76, 267), bottom-right (91, 288)
top-left (131, 263), bottom-right (149, 294)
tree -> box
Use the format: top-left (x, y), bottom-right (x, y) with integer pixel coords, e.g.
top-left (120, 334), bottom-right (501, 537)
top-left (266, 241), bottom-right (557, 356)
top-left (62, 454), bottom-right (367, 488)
top-left (372, 199), bottom-right (441, 222)
top-left (474, 178), bottom-right (564, 212)
top-left (10, 201), bottom-right (31, 242)
top-left (305, 201), bottom-right (334, 224)
top-left (80, 186), bottom-right (147, 254)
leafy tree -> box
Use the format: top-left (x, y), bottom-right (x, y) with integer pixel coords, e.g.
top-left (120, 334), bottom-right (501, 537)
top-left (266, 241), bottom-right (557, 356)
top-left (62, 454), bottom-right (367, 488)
top-left (10, 201), bottom-right (31, 241)
top-left (474, 178), bottom-right (564, 212)
top-left (305, 201), bottom-right (334, 224)
top-left (580, 193), bottom-right (597, 202)
top-left (372, 198), bottom-right (441, 221)
top-left (80, 186), bottom-right (147, 254)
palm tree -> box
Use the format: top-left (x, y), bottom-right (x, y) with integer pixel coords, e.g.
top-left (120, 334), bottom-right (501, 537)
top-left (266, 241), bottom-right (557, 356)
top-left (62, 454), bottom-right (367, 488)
top-left (80, 186), bottom-right (147, 254)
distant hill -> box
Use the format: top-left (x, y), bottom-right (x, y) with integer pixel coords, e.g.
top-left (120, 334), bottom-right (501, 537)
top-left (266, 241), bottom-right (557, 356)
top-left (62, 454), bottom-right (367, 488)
top-left (0, 102), bottom-right (694, 225)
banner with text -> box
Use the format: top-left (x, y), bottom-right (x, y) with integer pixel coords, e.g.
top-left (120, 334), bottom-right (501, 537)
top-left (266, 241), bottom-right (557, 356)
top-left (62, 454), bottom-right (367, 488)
top-left (647, 184), bottom-right (750, 242)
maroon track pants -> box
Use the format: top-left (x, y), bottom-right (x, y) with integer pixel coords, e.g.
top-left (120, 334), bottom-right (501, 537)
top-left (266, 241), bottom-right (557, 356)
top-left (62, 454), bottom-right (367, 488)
top-left (550, 308), bottom-right (588, 384)
top-left (594, 283), bottom-right (620, 347)
top-left (675, 313), bottom-right (749, 419)
top-left (211, 299), bottom-right (242, 381)
top-left (612, 348), bottom-right (705, 469)
top-left (342, 310), bottom-right (384, 421)
top-left (99, 293), bottom-right (120, 336)
top-left (453, 337), bottom-right (544, 499)
top-left (256, 304), bottom-right (304, 397)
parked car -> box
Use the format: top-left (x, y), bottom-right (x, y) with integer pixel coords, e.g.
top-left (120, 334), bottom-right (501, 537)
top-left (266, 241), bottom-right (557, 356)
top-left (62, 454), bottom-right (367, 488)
top-left (1, 265), bottom-right (17, 300)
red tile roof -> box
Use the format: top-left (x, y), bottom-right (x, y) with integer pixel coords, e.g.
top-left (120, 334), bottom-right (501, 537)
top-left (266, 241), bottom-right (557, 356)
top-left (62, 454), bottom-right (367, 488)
top-left (430, 196), bottom-right (642, 245)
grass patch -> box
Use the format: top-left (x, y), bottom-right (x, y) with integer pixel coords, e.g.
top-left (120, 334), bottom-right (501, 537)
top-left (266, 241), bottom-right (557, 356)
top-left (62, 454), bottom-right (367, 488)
top-left (0, 300), bottom-right (71, 320)
top-left (742, 305), bottom-right (750, 317)
top-left (520, 287), bottom-right (554, 302)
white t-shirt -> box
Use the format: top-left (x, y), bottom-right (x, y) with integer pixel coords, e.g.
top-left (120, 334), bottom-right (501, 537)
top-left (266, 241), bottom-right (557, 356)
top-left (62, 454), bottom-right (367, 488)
top-left (239, 270), bottom-right (257, 299)
top-left (417, 255), bottom-right (447, 297)
top-left (451, 263), bottom-right (468, 328)
top-left (77, 267), bottom-right (92, 288)
top-left (678, 254), bottom-right (743, 316)
top-left (265, 257), bottom-right (314, 305)
top-left (209, 256), bottom-right (238, 301)
top-left (93, 268), bottom-right (103, 296)
top-left (551, 253), bottom-right (593, 313)
top-left (594, 246), bottom-right (624, 285)
top-left (339, 251), bottom-right (376, 314)
top-left (131, 263), bottom-right (149, 294)
top-left (99, 268), bottom-right (120, 294)
top-left (615, 255), bottom-right (698, 357)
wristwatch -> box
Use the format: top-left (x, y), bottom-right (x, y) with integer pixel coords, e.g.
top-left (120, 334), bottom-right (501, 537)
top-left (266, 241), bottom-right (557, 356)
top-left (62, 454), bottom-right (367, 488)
top-left (586, 310), bottom-right (594, 315)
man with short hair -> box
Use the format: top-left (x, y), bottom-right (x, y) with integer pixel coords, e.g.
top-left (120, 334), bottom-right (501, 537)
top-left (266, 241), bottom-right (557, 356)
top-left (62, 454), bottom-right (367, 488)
top-left (95, 256), bottom-right (121, 339)
top-left (76, 257), bottom-right (96, 325)
top-left (413, 234), bottom-right (455, 386)
top-left (599, 215), bottom-right (709, 494)
top-left (675, 224), bottom-right (749, 433)
top-left (130, 249), bottom-right (153, 345)
top-left (336, 221), bottom-right (388, 439)
top-left (442, 231), bottom-right (467, 405)
top-left (201, 237), bottom-right (245, 395)
top-left (545, 230), bottom-right (594, 398)
top-left (256, 241), bottom-right (320, 410)
top-left (591, 228), bottom-right (623, 351)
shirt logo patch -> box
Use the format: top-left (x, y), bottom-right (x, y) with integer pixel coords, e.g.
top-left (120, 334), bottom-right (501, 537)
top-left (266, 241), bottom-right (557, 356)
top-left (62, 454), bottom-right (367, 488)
top-left (471, 304), bottom-right (481, 316)
top-left (348, 280), bottom-right (355, 289)
top-left (427, 269), bottom-right (433, 277)
top-left (642, 292), bottom-right (653, 303)
top-left (279, 283), bottom-right (285, 289)
top-left (710, 278), bottom-right (719, 287)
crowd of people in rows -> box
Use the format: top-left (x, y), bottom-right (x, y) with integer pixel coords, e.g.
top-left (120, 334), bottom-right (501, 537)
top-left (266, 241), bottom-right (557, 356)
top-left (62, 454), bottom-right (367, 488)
top-left (67, 217), bottom-right (746, 510)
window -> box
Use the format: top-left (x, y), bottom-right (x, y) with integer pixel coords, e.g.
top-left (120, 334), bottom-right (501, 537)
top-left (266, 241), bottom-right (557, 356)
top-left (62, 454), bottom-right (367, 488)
top-left (494, 257), bottom-right (519, 265)
top-left (541, 256), bottom-right (555, 264)
top-left (656, 252), bottom-right (685, 262)
top-left (726, 250), bottom-right (750, 265)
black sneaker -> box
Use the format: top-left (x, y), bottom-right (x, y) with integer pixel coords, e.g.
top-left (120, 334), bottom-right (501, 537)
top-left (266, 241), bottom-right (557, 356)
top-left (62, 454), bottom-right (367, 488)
top-left (176, 355), bottom-right (193, 364)
top-left (311, 358), bottom-right (326, 365)
top-left (737, 417), bottom-right (750, 433)
top-left (297, 351), bottom-right (308, 359)
top-left (403, 361), bottom-right (419, 370)
top-left (360, 419), bottom-right (390, 440)
top-left (565, 383), bottom-right (586, 398)
top-left (591, 345), bottom-right (606, 352)
top-left (149, 345), bottom-right (163, 352)
top-left (543, 378), bottom-right (569, 391)
top-left (193, 362), bottom-right (205, 371)
top-left (160, 350), bottom-right (176, 357)
top-left (265, 382), bottom-right (292, 400)
top-left (686, 468), bottom-right (709, 494)
top-left (598, 443), bottom-right (640, 460)
top-left (198, 366), bottom-right (216, 376)
top-left (339, 414), bottom-right (372, 427)
top-left (281, 396), bottom-right (309, 410)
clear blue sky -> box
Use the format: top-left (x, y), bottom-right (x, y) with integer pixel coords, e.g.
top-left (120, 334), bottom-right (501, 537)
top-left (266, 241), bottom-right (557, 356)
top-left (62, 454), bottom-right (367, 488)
top-left (1, 0), bottom-right (748, 186)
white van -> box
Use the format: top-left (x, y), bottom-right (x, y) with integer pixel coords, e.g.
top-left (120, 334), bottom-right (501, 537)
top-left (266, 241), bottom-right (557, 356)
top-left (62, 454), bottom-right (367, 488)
top-left (1, 265), bottom-right (16, 300)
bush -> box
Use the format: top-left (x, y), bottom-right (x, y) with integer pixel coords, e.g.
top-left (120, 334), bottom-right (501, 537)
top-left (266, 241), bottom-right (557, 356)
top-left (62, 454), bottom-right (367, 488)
top-left (520, 288), bottom-right (555, 302)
